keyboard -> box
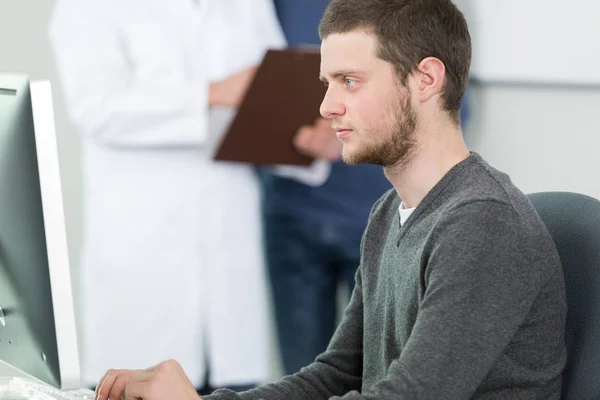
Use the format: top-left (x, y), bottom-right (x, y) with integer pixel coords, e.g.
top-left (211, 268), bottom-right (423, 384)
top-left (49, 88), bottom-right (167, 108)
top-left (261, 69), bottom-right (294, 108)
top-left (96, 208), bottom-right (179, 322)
top-left (0, 377), bottom-right (95, 400)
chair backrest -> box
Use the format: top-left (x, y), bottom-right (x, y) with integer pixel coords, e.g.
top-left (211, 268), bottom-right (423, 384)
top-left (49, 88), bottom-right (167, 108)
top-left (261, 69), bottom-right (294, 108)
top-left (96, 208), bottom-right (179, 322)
top-left (527, 191), bottom-right (600, 400)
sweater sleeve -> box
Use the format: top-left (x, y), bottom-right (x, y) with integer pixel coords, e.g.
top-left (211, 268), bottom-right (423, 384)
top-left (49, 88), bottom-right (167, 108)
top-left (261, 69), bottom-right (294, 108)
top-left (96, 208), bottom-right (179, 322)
top-left (204, 266), bottom-right (365, 400)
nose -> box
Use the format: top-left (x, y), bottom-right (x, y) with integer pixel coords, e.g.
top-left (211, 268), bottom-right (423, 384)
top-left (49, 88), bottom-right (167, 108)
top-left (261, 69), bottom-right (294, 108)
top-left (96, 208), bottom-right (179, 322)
top-left (319, 87), bottom-right (345, 119)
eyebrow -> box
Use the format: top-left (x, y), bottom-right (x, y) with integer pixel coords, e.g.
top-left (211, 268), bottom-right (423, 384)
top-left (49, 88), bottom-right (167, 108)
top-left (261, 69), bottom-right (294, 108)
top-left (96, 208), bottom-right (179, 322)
top-left (319, 70), bottom-right (365, 83)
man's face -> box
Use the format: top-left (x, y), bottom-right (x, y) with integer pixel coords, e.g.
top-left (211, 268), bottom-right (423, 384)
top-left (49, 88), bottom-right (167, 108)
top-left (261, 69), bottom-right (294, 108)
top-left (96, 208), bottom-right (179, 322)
top-left (319, 30), bottom-right (418, 168)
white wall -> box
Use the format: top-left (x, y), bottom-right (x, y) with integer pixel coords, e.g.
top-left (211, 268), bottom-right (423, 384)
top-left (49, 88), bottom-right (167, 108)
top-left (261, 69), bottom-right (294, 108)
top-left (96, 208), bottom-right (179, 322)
top-left (465, 82), bottom-right (600, 200)
top-left (468, 0), bottom-right (600, 86)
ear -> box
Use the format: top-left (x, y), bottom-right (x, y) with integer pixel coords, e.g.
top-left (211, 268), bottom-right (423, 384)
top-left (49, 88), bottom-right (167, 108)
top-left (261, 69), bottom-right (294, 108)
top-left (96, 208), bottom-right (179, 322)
top-left (413, 57), bottom-right (446, 103)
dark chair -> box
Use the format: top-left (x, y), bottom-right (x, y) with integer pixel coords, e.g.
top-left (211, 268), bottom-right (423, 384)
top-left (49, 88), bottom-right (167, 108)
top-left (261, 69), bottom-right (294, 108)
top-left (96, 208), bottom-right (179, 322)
top-left (528, 191), bottom-right (600, 400)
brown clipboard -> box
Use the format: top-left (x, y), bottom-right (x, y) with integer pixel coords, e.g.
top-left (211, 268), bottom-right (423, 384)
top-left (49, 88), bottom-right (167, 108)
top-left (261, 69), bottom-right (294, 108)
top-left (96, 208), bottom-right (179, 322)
top-left (213, 47), bottom-right (326, 166)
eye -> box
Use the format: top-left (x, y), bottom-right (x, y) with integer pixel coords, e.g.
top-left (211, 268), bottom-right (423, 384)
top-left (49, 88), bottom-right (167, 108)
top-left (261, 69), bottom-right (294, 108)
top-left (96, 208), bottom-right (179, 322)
top-left (344, 78), bottom-right (356, 88)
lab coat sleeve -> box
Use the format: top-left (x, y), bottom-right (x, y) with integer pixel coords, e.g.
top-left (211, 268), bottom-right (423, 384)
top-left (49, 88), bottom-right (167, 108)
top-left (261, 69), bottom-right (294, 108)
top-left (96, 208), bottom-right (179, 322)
top-left (48, 2), bottom-right (209, 148)
top-left (252, 0), bottom-right (287, 50)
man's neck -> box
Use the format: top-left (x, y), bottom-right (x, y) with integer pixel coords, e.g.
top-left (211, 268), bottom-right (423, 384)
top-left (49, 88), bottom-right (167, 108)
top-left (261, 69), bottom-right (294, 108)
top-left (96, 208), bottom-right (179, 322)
top-left (384, 127), bottom-right (470, 209)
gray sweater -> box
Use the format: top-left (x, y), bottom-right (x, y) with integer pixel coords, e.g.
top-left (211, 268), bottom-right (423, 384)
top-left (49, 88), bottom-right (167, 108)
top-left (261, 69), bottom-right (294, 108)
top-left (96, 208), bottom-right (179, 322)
top-left (207, 153), bottom-right (567, 400)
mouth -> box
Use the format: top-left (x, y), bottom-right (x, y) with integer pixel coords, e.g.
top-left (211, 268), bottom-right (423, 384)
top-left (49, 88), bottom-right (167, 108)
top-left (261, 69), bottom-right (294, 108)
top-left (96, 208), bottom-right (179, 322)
top-left (334, 126), bottom-right (353, 139)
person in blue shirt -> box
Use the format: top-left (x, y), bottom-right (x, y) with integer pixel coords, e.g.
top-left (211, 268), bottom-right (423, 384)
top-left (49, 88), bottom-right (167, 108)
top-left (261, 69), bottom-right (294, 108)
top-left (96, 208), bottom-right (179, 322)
top-left (263, 0), bottom-right (470, 376)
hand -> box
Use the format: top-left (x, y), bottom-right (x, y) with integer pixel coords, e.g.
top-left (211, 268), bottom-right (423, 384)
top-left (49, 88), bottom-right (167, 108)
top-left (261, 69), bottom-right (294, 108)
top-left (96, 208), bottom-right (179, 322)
top-left (209, 66), bottom-right (258, 107)
top-left (95, 360), bottom-right (201, 400)
top-left (294, 118), bottom-right (342, 161)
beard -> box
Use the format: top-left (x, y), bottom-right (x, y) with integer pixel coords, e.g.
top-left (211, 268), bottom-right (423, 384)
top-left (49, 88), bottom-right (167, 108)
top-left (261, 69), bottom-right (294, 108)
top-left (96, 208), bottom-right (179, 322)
top-left (342, 91), bottom-right (418, 169)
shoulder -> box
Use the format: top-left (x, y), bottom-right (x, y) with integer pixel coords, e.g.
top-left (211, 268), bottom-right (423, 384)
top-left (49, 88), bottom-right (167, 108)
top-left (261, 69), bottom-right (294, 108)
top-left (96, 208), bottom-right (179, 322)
top-left (50, 0), bottom-right (121, 30)
top-left (359, 188), bottom-right (400, 251)
top-left (426, 155), bottom-right (561, 275)
top-left (428, 196), bottom-right (561, 286)
top-left (368, 188), bottom-right (400, 223)
top-left (441, 155), bottom-right (550, 241)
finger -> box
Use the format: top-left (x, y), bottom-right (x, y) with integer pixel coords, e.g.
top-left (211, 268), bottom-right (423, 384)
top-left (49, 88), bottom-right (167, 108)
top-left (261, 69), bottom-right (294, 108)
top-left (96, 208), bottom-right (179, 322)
top-left (295, 138), bottom-right (314, 154)
top-left (108, 371), bottom-right (131, 400)
top-left (95, 370), bottom-right (109, 399)
top-left (96, 370), bottom-right (110, 391)
top-left (96, 370), bottom-right (118, 400)
top-left (295, 125), bottom-right (312, 137)
top-left (295, 126), bottom-right (315, 145)
top-left (242, 66), bottom-right (258, 86)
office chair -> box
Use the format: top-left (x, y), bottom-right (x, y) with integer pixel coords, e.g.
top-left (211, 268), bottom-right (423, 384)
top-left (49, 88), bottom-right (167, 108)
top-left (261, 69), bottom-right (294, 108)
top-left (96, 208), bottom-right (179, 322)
top-left (528, 191), bottom-right (600, 400)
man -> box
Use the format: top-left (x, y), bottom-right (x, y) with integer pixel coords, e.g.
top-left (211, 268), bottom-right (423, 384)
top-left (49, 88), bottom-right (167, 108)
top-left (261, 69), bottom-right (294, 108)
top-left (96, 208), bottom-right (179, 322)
top-left (95, 0), bottom-right (567, 399)
top-left (266, 0), bottom-right (472, 377)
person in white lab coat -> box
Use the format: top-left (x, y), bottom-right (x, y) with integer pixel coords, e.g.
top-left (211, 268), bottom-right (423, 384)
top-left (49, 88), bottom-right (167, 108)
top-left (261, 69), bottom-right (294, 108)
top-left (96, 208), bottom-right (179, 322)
top-left (48, 0), bottom-right (285, 392)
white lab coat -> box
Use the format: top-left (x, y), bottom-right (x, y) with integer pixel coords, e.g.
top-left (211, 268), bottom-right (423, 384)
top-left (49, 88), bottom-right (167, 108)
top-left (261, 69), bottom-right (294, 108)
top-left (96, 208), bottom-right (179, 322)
top-left (48, 0), bottom-right (286, 388)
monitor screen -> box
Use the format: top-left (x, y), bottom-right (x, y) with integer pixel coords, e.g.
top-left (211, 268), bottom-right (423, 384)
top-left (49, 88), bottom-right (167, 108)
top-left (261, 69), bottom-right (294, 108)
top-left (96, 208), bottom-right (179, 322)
top-left (0, 74), bottom-right (80, 389)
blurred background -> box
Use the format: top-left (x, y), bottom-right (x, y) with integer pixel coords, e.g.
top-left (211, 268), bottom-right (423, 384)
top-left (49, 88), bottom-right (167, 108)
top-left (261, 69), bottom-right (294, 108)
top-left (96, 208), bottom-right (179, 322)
top-left (1, 0), bottom-right (598, 387)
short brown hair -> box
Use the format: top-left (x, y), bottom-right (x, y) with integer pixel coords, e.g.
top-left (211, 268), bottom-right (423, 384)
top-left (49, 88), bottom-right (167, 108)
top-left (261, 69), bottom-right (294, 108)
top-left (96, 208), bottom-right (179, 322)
top-left (319, 0), bottom-right (471, 123)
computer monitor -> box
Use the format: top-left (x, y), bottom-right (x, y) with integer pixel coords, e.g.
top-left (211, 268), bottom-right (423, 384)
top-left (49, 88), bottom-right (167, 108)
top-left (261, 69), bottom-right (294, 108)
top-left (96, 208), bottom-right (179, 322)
top-left (0, 73), bottom-right (80, 390)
